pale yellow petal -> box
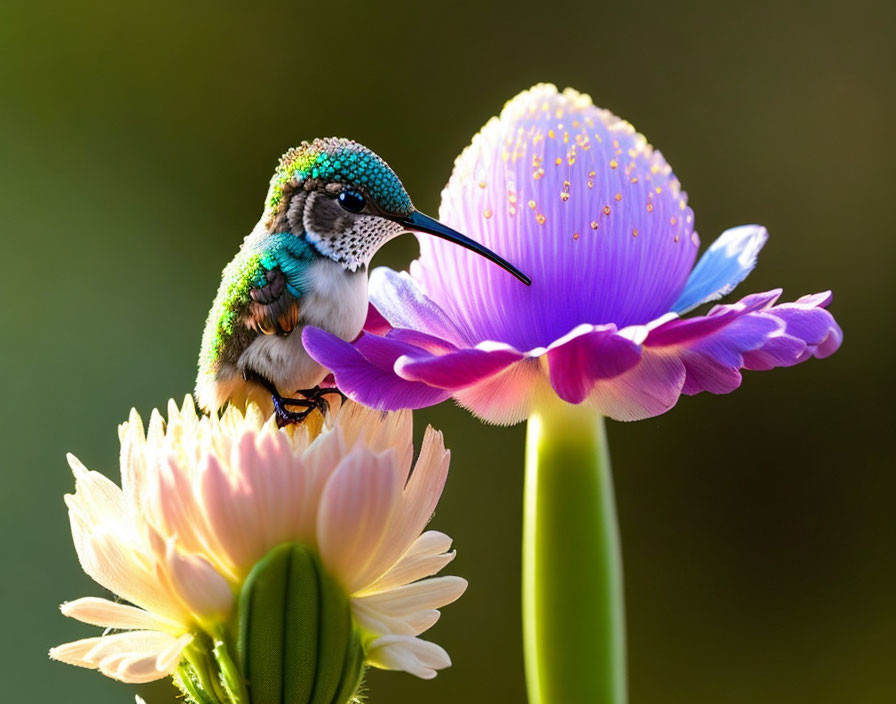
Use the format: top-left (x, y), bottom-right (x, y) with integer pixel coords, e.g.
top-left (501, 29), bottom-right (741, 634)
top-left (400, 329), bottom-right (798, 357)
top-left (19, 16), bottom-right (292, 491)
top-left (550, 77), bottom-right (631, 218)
top-left (317, 448), bottom-right (401, 589)
top-left (357, 531), bottom-right (456, 596)
top-left (366, 635), bottom-right (451, 679)
top-left (352, 429), bottom-right (450, 590)
top-left (60, 597), bottom-right (181, 632)
top-left (51, 631), bottom-right (186, 683)
top-left (355, 576), bottom-right (468, 617)
top-left (164, 541), bottom-right (233, 620)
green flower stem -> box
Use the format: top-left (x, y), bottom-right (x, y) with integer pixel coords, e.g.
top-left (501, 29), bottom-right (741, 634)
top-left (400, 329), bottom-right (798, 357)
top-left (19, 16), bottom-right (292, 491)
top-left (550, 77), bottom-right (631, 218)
top-left (212, 628), bottom-right (250, 704)
top-left (523, 403), bottom-right (626, 704)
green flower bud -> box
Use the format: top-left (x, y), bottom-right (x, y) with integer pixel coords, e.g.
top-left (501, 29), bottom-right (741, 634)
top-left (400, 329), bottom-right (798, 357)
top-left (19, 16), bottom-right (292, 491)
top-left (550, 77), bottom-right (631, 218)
top-left (175, 543), bottom-right (364, 704)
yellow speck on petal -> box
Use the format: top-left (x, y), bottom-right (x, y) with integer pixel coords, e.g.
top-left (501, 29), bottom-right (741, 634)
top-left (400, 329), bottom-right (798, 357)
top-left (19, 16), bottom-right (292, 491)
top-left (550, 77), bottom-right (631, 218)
top-left (614, 193), bottom-right (622, 201)
top-left (483, 208), bottom-right (492, 219)
top-left (536, 213), bottom-right (546, 225)
top-left (630, 176), bottom-right (639, 184)
top-left (632, 229), bottom-right (639, 237)
top-left (609, 159), bottom-right (618, 169)
top-left (573, 232), bottom-right (580, 240)
top-left (646, 203), bottom-right (654, 212)
top-left (603, 205), bottom-right (611, 215)
top-left (674, 234), bottom-right (680, 242)
top-left (670, 216), bottom-right (677, 225)
top-left (555, 157), bottom-right (562, 166)
top-left (478, 181), bottom-right (487, 189)
top-left (587, 179), bottom-right (594, 189)
top-left (567, 156), bottom-right (576, 165)
top-left (655, 186), bottom-right (662, 194)
top-left (528, 200), bottom-right (537, 209)
top-left (589, 170), bottom-right (596, 178)
top-left (590, 221), bottom-right (599, 230)
top-left (534, 168), bottom-right (545, 180)
top-left (679, 199), bottom-right (687, 210)
top-left (548, 129), bottom-right (555, 139)
top-left (560, 192), bottom-right (570, 202)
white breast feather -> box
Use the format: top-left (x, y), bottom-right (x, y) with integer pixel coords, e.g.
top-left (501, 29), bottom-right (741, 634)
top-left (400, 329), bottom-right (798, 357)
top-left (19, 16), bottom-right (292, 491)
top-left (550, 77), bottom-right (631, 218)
top-left (239, 258), bottom-right (368, 393)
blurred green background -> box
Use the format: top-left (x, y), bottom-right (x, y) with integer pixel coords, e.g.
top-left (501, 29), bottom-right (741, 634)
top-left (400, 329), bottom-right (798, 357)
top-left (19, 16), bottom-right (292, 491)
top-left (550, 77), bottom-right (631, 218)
top-left (2, 0), bottom-right (894, 701)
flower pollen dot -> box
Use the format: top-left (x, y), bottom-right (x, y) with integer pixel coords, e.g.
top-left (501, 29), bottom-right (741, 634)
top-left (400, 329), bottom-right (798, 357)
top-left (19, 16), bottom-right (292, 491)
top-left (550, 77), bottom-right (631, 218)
top-left (646, 203), bottom-right (654, 212)
top-left (528, 200), bottom-right (537, 209)
top-left (590, 220), bottom-right (599, 230)
top-left (603, 205), bottom-right (612, 215)
top-left (483, 208), bottom-right (492, 219)
top-left (614, 193), bottom-right (622, 201)
top-left (610, 159), bottom-right (618, 169)
top-left (536, 213), bottom-right (546, 225)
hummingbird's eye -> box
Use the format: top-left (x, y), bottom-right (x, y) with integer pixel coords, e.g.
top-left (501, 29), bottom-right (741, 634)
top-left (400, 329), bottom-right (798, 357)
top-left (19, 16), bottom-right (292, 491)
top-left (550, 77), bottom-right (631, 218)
top-left (338, 190), bottom-right (366, 213)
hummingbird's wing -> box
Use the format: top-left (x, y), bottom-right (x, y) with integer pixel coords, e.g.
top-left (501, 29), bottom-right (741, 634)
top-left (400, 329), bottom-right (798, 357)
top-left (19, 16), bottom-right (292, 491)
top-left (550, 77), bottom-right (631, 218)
top-left (198, 236), bottom-right (315, 388)
top-left (245, 265), bottom-right (302, 335)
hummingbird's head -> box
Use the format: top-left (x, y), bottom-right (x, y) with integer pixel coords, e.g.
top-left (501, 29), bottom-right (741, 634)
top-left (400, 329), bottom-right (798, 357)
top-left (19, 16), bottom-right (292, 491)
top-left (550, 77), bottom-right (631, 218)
top-left (263, 138), bottom-right (530, 283)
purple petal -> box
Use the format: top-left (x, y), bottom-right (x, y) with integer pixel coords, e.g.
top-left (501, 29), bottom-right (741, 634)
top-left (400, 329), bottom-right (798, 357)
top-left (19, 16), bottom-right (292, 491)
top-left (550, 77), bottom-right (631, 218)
top-left (453, 359), bottom-right (547, 426)
top-left (410, 84), bottom-right (700, 350)
top-left (587, 352), bottom-right (687, 421)
top-left (644, 290), bottom-right (842, 398)
top-left (768, 293), bottom-right (842, 354)
top-left (363, 302), bottom-right (392, 335)
top-left (672, 225), bottom-right (768, 314)
top-left (302, 327), bottom-right (451, 410)
top-left (546, 325), bottom-right (643, 404)
top-left (368, 267), bottom-right (470, 344)
top-left (678, 313), bottom-right (782, 395)
top-left (395, 344), bottom-right (523, 390)
top-left (647, 290), bottom-right (781, 347)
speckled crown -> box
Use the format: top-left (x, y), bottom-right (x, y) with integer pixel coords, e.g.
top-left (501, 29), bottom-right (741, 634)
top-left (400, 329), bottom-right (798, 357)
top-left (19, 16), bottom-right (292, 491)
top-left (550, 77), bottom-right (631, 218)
top-left (265, 137), bottom-right (414, 218)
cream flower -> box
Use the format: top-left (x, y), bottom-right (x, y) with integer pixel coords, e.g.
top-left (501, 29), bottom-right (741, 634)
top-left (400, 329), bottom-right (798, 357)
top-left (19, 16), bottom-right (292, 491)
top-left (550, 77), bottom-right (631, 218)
top-left (50, 397), bottom-right (466, 695)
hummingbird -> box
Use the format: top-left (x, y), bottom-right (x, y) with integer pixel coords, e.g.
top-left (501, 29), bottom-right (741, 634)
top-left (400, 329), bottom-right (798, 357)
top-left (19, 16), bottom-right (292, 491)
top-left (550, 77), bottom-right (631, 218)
top-left (196, 137), bottom-right (530, 424)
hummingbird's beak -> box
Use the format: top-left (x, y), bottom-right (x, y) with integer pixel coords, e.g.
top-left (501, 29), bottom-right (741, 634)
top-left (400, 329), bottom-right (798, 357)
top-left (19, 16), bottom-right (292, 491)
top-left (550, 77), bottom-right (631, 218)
top-left (394, 210), bottom-right (531, 285)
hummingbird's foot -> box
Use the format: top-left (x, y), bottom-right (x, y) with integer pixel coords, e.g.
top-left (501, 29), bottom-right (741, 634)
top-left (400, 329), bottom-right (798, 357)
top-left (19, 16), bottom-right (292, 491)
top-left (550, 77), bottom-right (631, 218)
top-left (242, 369), bottom-right (326, 427)
top-left (296, 385), bottom-right (348, 404)
top-left (272, 395), bottom-right (316, 427)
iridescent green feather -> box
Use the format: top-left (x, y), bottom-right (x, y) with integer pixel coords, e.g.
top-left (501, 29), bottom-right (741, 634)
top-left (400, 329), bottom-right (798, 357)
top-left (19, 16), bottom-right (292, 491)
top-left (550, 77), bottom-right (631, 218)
top-left (265, 138), bottom-right (414, 219)
top-left (199, 234), bottom-right (317, 371)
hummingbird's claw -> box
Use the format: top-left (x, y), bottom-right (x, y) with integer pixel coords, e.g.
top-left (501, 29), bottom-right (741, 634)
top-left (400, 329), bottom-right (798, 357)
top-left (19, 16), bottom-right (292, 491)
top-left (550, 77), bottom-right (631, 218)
top-left (273, 386), bottom-right (346, 426)
top-left (272, 395), bottom-right (316, 427)
top-left (242, 369), bottom-right (332, 427)
top-left (296, 386), bottom-right (347, 404)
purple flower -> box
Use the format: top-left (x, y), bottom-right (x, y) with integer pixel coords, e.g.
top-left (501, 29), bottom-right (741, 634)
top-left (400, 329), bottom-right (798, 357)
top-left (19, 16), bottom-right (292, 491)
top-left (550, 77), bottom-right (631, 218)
top-left (304, 84), bottom-right (842, 424)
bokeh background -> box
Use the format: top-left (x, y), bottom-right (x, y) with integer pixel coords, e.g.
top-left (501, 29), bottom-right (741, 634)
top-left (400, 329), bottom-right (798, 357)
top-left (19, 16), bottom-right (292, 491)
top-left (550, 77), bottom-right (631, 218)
top-left (2, 0), bottom-right (894, 701)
